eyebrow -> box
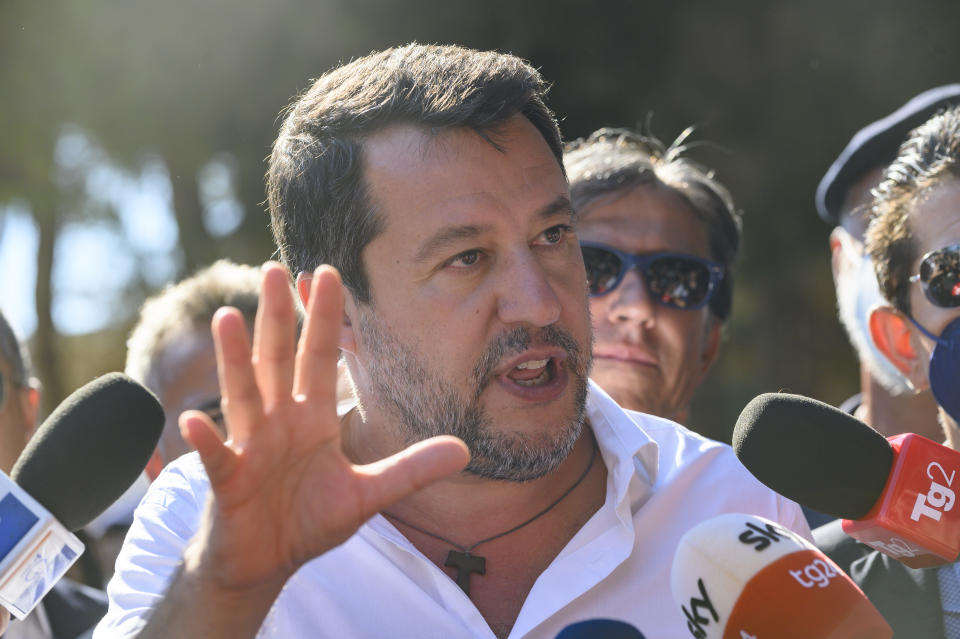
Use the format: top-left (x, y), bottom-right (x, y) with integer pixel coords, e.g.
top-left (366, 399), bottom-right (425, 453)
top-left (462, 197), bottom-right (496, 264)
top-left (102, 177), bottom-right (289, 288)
top-left (414, 194), bottom-right (574, 263)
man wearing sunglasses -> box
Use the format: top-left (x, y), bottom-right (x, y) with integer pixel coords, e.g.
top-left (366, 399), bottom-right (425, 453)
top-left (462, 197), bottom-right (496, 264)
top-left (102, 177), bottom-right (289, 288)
top-left (563, 127), bottom-right (738, 429)
top-left (816, 86), bottom-right (959, 447)
top-left (867, 104), bottom-right (960, 466)
top-left (816, 104), bottom-right (960, 638)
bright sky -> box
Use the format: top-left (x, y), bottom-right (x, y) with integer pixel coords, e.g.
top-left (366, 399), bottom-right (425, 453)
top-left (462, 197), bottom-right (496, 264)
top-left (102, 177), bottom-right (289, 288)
top-left (0, 204), bottom-right (39, 337)
top-left (0, 126), bottom-right (243, 339)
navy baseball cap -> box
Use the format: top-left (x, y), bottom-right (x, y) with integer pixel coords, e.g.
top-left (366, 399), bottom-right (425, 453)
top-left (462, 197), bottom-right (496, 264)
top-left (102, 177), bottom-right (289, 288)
top-left (816, 84), bottom-right (960, 225)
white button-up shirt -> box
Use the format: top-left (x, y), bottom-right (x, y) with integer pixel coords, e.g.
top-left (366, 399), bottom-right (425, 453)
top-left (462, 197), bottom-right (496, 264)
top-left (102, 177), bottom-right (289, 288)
top-left (94, 381), bottom-right (809, 638)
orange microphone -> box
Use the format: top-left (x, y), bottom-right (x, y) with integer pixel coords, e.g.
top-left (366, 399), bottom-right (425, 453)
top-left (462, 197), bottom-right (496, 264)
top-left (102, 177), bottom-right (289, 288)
top-left (670, 513), bottom-right (892, 639)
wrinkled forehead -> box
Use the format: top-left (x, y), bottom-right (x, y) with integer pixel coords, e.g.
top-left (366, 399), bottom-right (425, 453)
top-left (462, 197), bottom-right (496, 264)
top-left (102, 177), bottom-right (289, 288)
top-left (576, 184), bottom-right (711, 255)
top-left (361, 119), bottom-right (568, 238)
top-left (838, 166), bottom-right (885, 241)
top-left (364, 120), bottom-right (562, 191)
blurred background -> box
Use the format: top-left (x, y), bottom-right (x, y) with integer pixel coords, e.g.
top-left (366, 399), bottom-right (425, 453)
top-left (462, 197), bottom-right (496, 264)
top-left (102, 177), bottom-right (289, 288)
top-left (1, 0), bottom-right (958, 442)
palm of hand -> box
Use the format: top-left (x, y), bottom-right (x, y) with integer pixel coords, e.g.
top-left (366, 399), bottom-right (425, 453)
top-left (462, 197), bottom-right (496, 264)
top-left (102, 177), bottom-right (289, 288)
top-left (181, 263), bottom-right (469, 591)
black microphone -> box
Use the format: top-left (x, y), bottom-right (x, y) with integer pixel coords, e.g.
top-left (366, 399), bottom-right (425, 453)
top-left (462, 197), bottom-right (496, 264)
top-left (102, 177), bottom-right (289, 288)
top-left (11, 372), bottom-right (164, 530)
top-left (554, 618), bottom-right (646, 638)
top-left (734, 392), bottom-right (960, 568)
top-left (0, 373), bottom-right (163, 617)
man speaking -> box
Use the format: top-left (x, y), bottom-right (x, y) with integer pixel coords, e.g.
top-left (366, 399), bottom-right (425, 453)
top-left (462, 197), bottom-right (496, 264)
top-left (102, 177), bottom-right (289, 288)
top-left (95, 44), bottom-right (806, 638)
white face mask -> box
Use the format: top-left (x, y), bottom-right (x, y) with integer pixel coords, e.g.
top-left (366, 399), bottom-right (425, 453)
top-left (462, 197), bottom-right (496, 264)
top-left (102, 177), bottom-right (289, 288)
top-left (834, 231), bottom-right (913, 395)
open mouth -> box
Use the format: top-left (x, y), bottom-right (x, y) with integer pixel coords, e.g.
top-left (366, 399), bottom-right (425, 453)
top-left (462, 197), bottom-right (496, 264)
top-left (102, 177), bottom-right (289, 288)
top-left (505, 357), bottom-right (556, 387)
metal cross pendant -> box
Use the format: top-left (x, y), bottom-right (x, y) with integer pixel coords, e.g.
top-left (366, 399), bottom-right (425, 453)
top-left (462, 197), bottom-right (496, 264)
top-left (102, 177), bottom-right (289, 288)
top-left (445, 550), bottom-right (486, 595)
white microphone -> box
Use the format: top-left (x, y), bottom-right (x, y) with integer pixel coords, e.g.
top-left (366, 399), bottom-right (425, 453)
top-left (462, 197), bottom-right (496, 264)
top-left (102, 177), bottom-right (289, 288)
top-left (0, 474), bottom-right (85, 619)
top-left (670, 513), bottom-right (892, 639)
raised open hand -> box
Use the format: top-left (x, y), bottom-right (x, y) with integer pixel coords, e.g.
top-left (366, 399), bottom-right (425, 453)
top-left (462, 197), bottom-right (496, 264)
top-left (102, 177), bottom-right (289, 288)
top-left (179, 262), bottom-right (469, 591)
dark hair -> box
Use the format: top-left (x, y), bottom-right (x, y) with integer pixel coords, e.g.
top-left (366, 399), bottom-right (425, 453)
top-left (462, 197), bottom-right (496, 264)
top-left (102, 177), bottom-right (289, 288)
top-left (267, 43), bottom-right (563, 304)
top-left (563, 126), bottom-right (741, 320)
top-left (867, 105), bottom-right (960, 315)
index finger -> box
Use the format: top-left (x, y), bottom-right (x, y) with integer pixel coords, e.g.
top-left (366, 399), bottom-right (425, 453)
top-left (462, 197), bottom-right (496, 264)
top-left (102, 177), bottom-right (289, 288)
top-left (292, 265), bottom-right (345, 406)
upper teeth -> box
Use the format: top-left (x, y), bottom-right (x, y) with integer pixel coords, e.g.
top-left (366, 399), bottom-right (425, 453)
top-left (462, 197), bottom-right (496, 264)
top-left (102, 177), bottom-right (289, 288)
top-left (516, 358), bottom-right (549, 370)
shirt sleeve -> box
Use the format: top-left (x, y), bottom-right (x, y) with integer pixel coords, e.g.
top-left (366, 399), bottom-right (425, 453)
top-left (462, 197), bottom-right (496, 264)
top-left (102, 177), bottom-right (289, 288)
top-left (92, 454), bottom-right (209, 638)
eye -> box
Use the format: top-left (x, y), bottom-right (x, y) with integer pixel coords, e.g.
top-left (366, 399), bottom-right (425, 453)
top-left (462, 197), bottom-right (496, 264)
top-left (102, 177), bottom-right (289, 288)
top-left (448, 249), bottom-right (483, 268)
top-left (537, 224), bottom-right (573, 246)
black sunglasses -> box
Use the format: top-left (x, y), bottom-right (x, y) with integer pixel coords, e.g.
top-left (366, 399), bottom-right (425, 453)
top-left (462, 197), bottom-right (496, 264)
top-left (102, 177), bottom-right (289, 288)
top-left (580, 241), bottom-right (724, 310)
top-left (910, 243), bottom-right (960, 308)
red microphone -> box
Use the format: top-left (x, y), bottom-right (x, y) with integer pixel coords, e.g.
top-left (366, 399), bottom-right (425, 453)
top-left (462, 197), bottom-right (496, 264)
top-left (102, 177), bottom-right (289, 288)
top-left (840, 432), bottom-right (960, 567)
top-left (733, 393), bottom-right (960, 568)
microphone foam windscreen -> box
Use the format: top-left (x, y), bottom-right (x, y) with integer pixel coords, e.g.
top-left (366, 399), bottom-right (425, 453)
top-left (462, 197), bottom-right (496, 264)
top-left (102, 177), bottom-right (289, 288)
top-left (11, 373), bottom-right (164, 530)
top-left (732, 393), bottom-right (893, 519)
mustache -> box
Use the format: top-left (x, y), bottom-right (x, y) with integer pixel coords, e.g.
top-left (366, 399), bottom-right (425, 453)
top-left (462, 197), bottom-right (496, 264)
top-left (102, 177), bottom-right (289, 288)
top-left (471, 325), bottom-right (590, 394)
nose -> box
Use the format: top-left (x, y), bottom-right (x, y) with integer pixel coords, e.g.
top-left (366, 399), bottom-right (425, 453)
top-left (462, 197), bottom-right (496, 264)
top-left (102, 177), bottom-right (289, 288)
top-left (496, 254), bottom-right (562, 328)
top-left (604, 267), bottom-right (656, 326)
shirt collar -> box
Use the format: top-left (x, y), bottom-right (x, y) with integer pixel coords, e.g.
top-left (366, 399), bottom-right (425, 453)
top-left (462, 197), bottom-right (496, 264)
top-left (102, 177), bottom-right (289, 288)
top-left (584, 379), bottom-right (660, 501)
top-left (339, 373), bottom-right (660, 498)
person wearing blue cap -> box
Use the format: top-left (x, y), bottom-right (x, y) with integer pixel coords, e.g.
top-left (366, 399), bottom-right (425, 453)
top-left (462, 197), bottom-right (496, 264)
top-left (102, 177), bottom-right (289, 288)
top-left (802, 87), bottom-right (959, 532)
top-left (816, 95), bottom-right (960, 639)
top-left (816, 86), bottom-right (960, 443)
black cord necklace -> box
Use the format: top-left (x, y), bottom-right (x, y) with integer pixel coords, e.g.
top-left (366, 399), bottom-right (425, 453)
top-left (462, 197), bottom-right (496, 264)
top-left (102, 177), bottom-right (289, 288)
top-left (383, 443), bottom-right (598, 596)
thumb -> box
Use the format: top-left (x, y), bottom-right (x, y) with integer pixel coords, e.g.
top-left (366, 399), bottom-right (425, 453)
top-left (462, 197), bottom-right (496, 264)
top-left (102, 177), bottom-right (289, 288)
top-left (180, 410), bottom-right (238, 488)
top-left (356, 436), bottom-right (470, 514)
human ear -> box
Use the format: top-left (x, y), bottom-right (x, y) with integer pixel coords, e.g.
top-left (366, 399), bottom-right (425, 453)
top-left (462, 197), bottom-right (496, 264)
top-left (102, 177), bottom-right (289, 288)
top-left (295, 271), bottom-right (313, 307)
top-left (869, 306), bottom-right (926, 390)
top-left (339, 292), bottom-right (357, 355)
top-left (18, 384), bottom-right (40, 441)
top-left (297, 271), bottom-right (356, 353)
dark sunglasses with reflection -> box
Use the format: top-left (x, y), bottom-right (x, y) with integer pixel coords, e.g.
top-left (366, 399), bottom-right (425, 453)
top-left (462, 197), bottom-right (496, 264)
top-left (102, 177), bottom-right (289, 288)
top-left (580, 241), bottom-right (724, 310)
top-left (910, 243), bottom-right (960, 309)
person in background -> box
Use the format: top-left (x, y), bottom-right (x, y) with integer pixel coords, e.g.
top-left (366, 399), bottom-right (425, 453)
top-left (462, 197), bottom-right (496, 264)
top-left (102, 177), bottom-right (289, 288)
top-left (0, 309), bottom-right (107, 639)
top-left (806, 86), bottom-right (960, 530)
top-left (125, 259), bottom-right (275, 477)
top-left (85, 260), bottom-right (302, 586)
top-left (816, 103), bottom-right (960, 639)
top-left (564, 126), bottom-right (739, 428)
top-left (815, 85), bottom-right (960, 442)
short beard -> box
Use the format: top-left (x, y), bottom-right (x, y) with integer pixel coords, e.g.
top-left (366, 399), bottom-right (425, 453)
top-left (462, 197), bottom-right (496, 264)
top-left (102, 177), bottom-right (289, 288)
top-left (357, 314), bottom-right (590, 482)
